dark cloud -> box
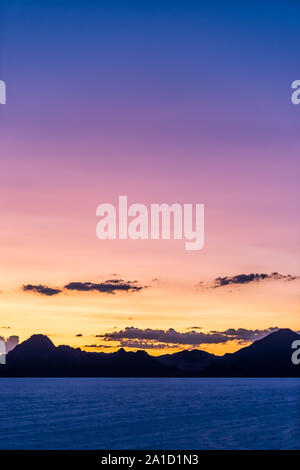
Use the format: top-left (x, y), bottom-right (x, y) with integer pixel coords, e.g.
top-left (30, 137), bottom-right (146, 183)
top-left (75, 334), bottom-right (83, 337)
top-left (21, 277), bottom-right (145, 297)
top-left (84, 344), bottom-right (113, 349)
top-left (64, 280), bottom-right (144, 294)
top-left (208, 327), bottom-right (279, 343)
top-left (212, 272), bottom-right (298, 288)
top-left (98, 326), bottom-right (279, 346)
top-left (23, 284), bottom-right (62, 296)
top-left (118, 340), bottom-right (179, 350)
top-left (186, 326), bottom-right (202, 330)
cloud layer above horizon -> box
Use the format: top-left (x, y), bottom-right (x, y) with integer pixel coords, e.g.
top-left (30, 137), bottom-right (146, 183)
top-left (97, 326), bottom-right (279, 349)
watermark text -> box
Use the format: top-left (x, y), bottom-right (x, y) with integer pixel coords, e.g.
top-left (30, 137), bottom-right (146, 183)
top-left (0, 80), bottom-right (6, 104)
top-left (291, 80), bottom-right (300, 105)
top-left (96, 196), bottom-right (204, 251)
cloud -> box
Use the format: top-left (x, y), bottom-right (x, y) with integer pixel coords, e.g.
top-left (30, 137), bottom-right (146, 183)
top-left (0, 335), bottom-right (19, 353)
top-left (64, 280), bottom-right (145, 294)
top-left (21, 277), bottom-right (145, 297)
top-left (118, 340), bottom-right (179, 350)
top-left (23, 284), bottom-right (62, 296)
top-left (208, 327), bottom-right (279, 343)
top-left (75, 333), bottom-right (83, 337)
top-left (98, 326), bottom-right (279, 347)
top-left (212, 272), bottom-right (298, 288)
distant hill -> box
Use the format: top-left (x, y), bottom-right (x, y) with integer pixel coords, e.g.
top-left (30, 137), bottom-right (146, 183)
top-left (0, 329), bottom-right (299, 377)
top-left (157, 349), bottom-right (217, 371)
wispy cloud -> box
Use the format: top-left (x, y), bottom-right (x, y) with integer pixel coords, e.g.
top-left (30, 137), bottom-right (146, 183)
top-left (203, 272), bottom-right (298, 289)
top-left (118, 340), bottom-right (179, 350)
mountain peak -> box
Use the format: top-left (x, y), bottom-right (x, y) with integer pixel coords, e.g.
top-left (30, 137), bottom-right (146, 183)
top-left (114, 348), bottom-right (127, 356)
top-left (260, 328), bottom-right (298, 342)
top-left (17, 334), bottom-right (55, 351)
top-left (272, 328), bottom-right (295, 335)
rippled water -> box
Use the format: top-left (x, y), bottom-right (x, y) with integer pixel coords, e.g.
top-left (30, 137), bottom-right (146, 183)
top-left (0, 378), bottom-right (299, 449)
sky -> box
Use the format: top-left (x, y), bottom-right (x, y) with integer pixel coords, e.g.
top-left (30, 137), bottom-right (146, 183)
top-left (0, 0), bottom-right (299, 355)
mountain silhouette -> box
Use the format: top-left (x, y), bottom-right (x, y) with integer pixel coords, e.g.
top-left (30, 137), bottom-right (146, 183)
top-left (0, 329), bottom-right (299, 377)
top-left (157, 349), bottom-right (217, 371)
top-left (202, 329), bottom-right (300, 377)
top-left (2, 334), bottom-right (182, 377)
top-left (12, 334), bottom-right (56, 355)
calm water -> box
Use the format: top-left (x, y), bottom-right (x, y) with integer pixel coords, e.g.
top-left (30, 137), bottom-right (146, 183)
top-left (0, 378), bottom-right (299, 449)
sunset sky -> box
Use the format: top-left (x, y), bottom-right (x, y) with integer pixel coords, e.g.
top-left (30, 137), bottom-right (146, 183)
top-left (0, 0), bottom-right (299, 355)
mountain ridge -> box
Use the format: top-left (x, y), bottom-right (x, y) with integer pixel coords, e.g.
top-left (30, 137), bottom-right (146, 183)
top-left (0, 328), bottom-right (299, 377)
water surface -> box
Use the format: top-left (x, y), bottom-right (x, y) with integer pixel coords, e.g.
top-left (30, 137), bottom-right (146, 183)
top-left (0, 378), bottom-right (299, 449)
